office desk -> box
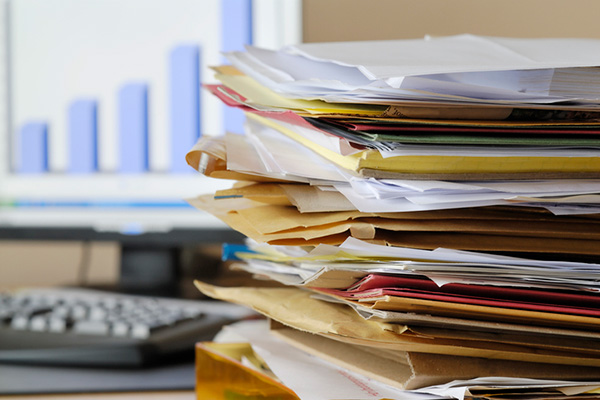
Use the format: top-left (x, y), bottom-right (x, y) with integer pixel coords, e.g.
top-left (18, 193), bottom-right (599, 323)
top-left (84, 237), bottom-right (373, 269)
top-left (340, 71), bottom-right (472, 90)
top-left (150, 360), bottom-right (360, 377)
top-left (0, 390), bottom-right (195, 400)
top-left (0, 361), bottom-right (196, 396)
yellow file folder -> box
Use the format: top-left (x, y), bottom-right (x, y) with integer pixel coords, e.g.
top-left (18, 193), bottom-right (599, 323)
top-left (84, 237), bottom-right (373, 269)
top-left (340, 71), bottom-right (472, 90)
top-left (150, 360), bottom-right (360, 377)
top-left (195, 342), bottom-right (299, 400)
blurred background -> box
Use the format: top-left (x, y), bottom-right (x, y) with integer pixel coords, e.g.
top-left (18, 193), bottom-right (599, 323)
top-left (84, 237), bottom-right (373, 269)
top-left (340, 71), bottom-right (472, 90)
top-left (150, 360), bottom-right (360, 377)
top-left (1, 0), bottom-right (600, 293)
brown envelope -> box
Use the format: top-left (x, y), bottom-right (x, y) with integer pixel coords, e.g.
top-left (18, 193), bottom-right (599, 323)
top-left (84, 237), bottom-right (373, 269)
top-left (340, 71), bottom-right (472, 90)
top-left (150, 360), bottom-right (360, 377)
top-left (194, 281), bottom-right (600, 367)
top-left (270, 322), bottom-right (600, 390)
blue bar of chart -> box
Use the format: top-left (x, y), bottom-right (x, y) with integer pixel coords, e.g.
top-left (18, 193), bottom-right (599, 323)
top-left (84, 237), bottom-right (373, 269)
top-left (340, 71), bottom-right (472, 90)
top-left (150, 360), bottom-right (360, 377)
top-left (68, 99), bottom-right (98, 173)
top-left (169, 45), bottom-right (200, 173)
top-left (221, 0), bottom-right (252, 135)
top-left (18, 122), bottom-right (48, 173)
top-left (118, 83), bottom-right (149, 173)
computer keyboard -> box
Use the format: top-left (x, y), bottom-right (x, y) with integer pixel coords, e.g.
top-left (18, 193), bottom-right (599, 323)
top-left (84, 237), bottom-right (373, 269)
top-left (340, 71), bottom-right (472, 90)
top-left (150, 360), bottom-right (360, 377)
top-left (0, 287), bottom-right (247, 368)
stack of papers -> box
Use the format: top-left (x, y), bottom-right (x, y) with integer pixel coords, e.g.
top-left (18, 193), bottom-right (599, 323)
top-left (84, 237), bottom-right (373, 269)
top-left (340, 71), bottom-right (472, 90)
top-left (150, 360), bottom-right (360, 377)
top-left (227, 34), bottom-right (600, 105)
top-left (188, 35), bottom-right (600, 399)
top-left (196, 319), bottom-right (600, 400)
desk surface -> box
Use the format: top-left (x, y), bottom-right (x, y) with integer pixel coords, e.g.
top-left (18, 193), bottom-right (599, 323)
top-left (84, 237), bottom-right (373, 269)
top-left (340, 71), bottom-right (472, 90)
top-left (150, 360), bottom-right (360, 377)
top-left (0, 390), bottom-right (195, 400)
top-left (0, 357), bottom-right (197, 397)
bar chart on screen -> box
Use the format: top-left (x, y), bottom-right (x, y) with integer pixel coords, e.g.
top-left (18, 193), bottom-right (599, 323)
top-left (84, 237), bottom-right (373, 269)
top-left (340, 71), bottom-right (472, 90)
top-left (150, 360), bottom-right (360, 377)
top-left (18, 43), bottom-right (203, 175)
top-left (0, 0), bottom-right (301, 231)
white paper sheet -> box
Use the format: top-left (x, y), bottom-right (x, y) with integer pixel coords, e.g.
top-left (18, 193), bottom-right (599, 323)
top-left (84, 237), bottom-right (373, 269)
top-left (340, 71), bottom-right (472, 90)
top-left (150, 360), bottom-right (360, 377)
top-left (415, 377), bottom-right (600, 400)
top-left (285, 34), bottom-right (600, 80)
top-left (242, 118), bottom-right (352, 183)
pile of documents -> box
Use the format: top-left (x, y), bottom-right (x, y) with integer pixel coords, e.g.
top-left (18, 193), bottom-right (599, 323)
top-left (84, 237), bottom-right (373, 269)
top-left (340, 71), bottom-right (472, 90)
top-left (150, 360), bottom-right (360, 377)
top-left (187, 34), bottom-right (600, 399)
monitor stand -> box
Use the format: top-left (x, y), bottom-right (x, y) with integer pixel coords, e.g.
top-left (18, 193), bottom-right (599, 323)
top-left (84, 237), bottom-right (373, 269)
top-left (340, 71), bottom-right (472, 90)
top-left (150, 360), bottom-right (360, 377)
top-left (118, 244), bottom-right (181, 296)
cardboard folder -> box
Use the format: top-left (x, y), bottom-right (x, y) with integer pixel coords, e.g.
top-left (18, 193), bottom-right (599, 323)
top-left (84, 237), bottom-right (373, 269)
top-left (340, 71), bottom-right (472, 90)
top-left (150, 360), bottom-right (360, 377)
top-left (270, 322), bottom-right (600, 390)
top-left (188, 194), bottom-right (600, 256)
top-left (194, 281), bottom-right (600, 367)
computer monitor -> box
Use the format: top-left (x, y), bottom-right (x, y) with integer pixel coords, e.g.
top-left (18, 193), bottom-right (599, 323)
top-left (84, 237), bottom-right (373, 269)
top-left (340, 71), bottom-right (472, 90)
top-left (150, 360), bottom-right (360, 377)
top-left (0, 0), bottom-right (302, 294)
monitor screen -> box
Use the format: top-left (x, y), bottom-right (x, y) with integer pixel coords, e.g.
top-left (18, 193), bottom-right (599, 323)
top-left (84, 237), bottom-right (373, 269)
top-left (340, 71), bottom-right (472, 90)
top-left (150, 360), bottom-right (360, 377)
top-left (0, 0), bottom-right (302, 294)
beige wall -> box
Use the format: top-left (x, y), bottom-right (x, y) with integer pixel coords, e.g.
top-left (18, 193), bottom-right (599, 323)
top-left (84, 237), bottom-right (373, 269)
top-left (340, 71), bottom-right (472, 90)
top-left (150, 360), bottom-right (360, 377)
top-left (303, 0), bottom-right (600, 42)
top-left (0, 241), bottom-right (120, 289)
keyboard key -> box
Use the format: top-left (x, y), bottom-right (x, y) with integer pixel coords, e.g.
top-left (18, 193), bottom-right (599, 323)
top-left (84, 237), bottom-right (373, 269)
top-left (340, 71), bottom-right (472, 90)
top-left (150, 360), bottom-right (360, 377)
top-left (71, 304), bottom-right (89, 320)
top-left (111, 321), bottom-right (131, 337)
top-left (48, 317), bottom-right (67, 333)
top-left (29, 315), bottom-right (48, 331)
top-left (10, 315), bottom-right (29, 330)
top-left (51, 305), bottom-right (70, 318)
top-left (131, 323), bottom-right (151, 339)
top-left (89, 306), bottom-right (108, 321)
top-left (73, 320), bottom-right (110, 336)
